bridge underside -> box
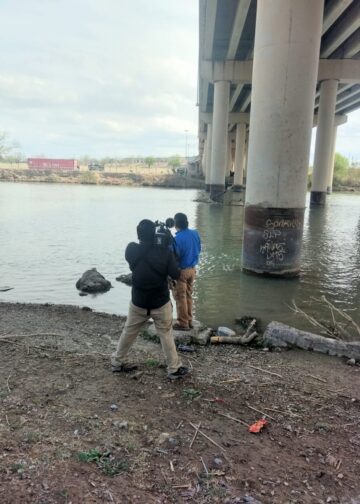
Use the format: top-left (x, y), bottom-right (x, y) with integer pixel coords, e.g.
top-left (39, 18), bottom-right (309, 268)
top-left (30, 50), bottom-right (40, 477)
top-left (199, 0), bottom-right (360, 276)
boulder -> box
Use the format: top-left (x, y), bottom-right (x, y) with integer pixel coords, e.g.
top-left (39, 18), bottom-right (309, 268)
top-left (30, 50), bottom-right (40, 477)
top-left (115, 273), bottom-right (133, 286)
top-left (76, 268), bottom-right (112, 293)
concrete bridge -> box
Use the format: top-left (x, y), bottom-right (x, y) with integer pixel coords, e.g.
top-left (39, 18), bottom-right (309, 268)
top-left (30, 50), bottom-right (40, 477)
top-left (198, 0), bottom-right (360, 277)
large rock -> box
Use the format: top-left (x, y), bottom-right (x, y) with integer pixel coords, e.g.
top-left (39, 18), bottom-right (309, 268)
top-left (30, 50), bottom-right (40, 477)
top-left (76, 268), bottom-right (112, 293)
top-left (115, 273), bottom-right (132, 286)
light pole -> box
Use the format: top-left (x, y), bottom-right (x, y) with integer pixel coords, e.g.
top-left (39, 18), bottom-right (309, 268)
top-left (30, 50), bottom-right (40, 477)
top-left (184, 129), bottom-right (189, 163)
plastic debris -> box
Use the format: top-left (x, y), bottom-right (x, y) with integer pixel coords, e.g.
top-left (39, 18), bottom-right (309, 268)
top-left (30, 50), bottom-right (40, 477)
top-left (217, 326), bottom-right (236, 337)
top-left (177, 344), bottom-right (196, 353)
top-left (248, 419), bottom-right (268, 433)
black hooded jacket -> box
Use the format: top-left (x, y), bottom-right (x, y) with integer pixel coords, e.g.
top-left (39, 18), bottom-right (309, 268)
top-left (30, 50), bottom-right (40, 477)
top-left (125, 242), bottom-right (180, 310)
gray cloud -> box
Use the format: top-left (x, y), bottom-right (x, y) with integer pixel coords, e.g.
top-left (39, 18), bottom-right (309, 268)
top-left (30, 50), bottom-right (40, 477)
top-left (1, 1), bottom-right (359, 160)
top-left (0, 0), bottom-right (198, 157)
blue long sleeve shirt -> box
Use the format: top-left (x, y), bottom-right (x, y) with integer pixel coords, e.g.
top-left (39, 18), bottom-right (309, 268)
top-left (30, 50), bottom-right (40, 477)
top-left (174, 228), bottom-right (201, 269)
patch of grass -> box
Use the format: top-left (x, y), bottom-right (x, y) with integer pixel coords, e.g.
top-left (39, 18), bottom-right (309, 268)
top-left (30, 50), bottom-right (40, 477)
top-left (145, 358), bottom-right (159, 368)
top-left (140, 330), bottom-right (160, 344)
top-left (77, 448), bottom-right (103, 463)
top-left (99, 457), bottom-right (129, 476)
top-left (77, 449), bottom-right (129, 477)
top-left (23, 430), bottom-right (42, 444)
top-left (183, 388), bottom-right (201, 400)
top-left (0, 390), bottom-right (10, 400)
top-left (10, 463), bottom-right (25, 474)
top-left (126, 440), bottom-right (137, 453)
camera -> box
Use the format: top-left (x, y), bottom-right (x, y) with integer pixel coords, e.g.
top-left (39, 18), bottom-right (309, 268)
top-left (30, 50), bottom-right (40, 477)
top-left (154, 218), bottom-right (174, 247)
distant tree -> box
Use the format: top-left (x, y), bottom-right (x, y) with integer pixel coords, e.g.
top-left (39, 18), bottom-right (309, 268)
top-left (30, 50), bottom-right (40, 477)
top-left (145, 156), bottom-right (155, 168)
top-left (168, 156), bottom-right (181, 170)
top-left (0, 131), bottom-right (20, 160)
top-left (334, 152), bottom-right (349, 179)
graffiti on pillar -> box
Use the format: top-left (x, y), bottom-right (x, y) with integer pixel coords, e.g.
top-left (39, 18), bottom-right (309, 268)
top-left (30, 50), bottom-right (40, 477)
top-left (259, 217), bottom-right (302, 266)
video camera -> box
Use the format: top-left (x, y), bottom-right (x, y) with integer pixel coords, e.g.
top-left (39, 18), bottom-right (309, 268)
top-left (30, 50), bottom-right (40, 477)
top-left (154, 218), bottom-right (175, 248)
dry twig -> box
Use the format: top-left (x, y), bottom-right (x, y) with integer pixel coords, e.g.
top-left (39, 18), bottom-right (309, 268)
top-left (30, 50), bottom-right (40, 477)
top-left (189, 422), bottom-right (225, 451)
top-left (305, 374), bottom-right (327, 384)
top-left (245, 402), bottom-right (276, 421)
top-left (216, 411), bottom-right (249, 427)
top-left (247, 364), bottom-right (283, 379)
top-left (189, 421), bottom-right (201, 448)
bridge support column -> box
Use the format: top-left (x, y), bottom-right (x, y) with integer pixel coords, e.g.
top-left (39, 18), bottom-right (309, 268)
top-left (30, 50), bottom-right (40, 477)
top-left (205, 123), bottom-right (212, 192)
top-left (201, 140), bottom-right (207, 177)
top-left (210, 80), bottom-right (230, 201)
top-left (226, 135), bottom-right (233, 177)
top-left (327, 125), bottom-right (337, 194)
top-left (242, 0), bottom-right (323, 277)
top-left (311, 79), bottom-right (338, 205)
top-left (233, 123), bottom-right (246, 191)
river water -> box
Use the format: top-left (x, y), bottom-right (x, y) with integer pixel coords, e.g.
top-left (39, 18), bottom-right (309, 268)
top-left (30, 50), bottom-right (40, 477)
top-left (0, 182), bottom-right (359, 330)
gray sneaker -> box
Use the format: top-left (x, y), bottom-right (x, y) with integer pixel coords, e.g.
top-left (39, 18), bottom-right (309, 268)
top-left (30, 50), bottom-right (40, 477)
top-left (167, 366), bottom-right (189, 380)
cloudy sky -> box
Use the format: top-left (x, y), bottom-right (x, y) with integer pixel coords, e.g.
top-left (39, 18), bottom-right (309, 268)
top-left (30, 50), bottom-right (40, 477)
top-left (0, 0), bottom-right (359, 161)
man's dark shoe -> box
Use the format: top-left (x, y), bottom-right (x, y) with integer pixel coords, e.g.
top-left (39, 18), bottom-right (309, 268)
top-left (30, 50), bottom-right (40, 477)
top-left (112, 363), bottom-right (138, 373)
top-left (167, 366), bottom-right (189, 381)
top-left (173, 323), bottom-right (190, 331)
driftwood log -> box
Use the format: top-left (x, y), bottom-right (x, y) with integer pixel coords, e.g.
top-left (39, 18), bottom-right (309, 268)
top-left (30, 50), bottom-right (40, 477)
top-left (264, 321), bottom-right (360, 361)
top-left (211, 331), bottom-right (257, 345)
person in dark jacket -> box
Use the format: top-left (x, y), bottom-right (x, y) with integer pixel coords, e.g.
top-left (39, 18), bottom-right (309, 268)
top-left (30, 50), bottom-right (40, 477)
top-left (111, 219), bottom-right (189, 380)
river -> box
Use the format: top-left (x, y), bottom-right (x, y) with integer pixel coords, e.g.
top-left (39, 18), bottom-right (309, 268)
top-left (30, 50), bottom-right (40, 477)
top-left (0, 182), bottom-right (359, 330)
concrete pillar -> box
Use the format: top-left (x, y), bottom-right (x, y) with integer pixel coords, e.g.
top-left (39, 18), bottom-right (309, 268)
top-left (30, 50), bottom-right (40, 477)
top-left (311, 80), bottom-right (338, 205)
top-left (327, 125), bottom-right (338, 194)
top-left (233, 123), bottom-right (246, 191)
top-left (210, 80), bottom-right (230, 201)
top-left (242, 0), bottom-right (324, 277)
top-left (226, 135), bottom-right (233, 177)
top-left (201, 140), bottom-right (207, 177)
top-left (205, 123), bottom-right (212, 191)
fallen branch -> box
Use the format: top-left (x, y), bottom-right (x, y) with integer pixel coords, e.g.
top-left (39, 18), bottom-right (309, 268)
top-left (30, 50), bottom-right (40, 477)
top-left (264, 321), bottom-right (360, 361)
top-left (245, 402), bottom-right (276, 421)
top-left (189, 421), bottom-right (201, 448)
top-left (6, 374), bottom-right (11, 393)
top-left (305, 374), bottom-right (327, 384)
top-left (247, 364), bottom-right (283, 379)
top-left (317, 296), bottom-right (360, 337)
top-left (211, 333), bottom-right (257, 345)
top-left (263, 407), bottom-right (301, 418)
top-left (200, 456), bottom-right (209, 477)
top-left (189, 422), bottom-right (225, 451)
top-left (0, 333), bottom-right (67, 340)
top-left (216, 411), bottom-right (249, 427)
top-left (219, 377), bottom-right (242, 384)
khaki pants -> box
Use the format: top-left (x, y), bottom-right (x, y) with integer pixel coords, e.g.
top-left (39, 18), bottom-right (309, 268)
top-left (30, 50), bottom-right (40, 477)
top-left (172, 267), bottom-right (196, 327)
top-left (111, 301), bottom-right (182, 374)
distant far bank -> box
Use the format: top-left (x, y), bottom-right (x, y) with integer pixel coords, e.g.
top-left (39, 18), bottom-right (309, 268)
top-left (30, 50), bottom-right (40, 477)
top-left (0, 167), bottom-right (204, 190)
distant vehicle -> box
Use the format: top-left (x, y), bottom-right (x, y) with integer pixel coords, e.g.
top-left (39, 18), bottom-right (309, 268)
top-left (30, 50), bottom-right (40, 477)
top-left (27, 158), bottom-right (78, 171)
top-left (88, 163), bottom-right (104, 171)
top-left (176, 165), bottom-right (187, 175)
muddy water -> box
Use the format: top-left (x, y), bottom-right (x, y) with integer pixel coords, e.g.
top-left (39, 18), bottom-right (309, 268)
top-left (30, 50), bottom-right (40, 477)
top-left (0, 182), bottom-right (359, 330)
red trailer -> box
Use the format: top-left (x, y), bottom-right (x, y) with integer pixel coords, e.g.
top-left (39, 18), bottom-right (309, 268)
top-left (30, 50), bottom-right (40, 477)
top-left (27, 158), bottom-right (78, 171)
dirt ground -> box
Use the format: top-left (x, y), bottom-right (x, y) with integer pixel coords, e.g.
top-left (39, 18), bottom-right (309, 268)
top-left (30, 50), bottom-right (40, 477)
top-left (0, 302), bottom-right (360, 504)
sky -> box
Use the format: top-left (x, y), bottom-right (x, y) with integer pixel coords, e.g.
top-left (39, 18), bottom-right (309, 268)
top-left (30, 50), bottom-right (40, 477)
top-left (0, 0), bottom-right (359, 161)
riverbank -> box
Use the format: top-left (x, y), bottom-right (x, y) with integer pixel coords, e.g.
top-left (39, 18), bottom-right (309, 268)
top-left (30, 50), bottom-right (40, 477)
top-left (1, 302), bottom-right (360, 503)
top-left (0, 169), bottom-right (204, 189)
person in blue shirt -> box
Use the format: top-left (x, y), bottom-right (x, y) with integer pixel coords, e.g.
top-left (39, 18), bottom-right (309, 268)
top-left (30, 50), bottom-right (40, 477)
top-left (172, 213), bottom-right (201, 330)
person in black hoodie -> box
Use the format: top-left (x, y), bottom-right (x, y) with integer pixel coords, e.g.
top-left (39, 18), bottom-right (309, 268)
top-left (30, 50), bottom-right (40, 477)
top-left (111, 219), bottom-right (189, 380)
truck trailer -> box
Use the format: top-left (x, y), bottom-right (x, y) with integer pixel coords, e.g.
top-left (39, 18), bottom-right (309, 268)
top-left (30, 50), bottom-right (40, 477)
top-left (27, 158), bottom-right (78, 171)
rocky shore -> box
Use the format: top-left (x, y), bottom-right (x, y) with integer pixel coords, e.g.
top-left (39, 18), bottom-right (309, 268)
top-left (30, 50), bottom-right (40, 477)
top-left (0, 169), bottom-right (204, 189)
top-left (1, 301), bottom-right (360, 503)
